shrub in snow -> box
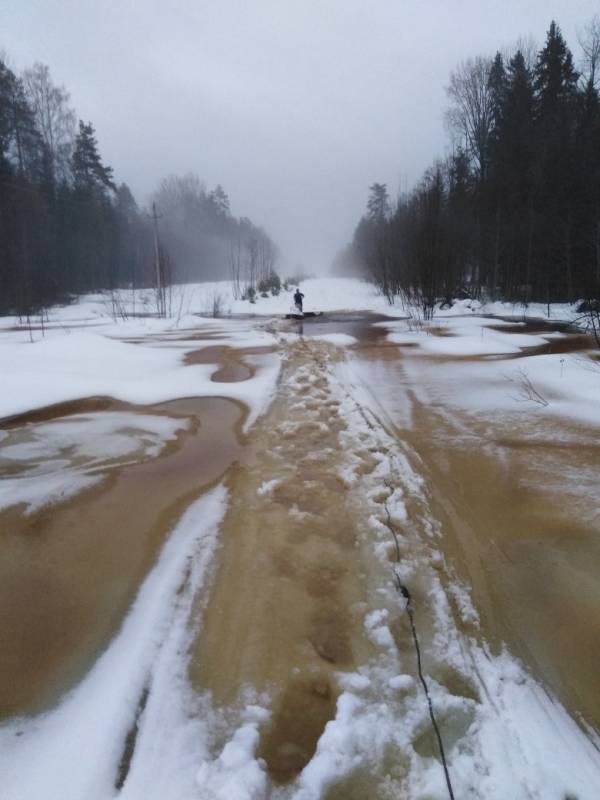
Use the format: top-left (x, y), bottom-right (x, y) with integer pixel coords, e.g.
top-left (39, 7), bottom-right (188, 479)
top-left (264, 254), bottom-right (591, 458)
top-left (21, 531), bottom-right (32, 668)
top-left (258, 271), bottom-right (281, 296)
top-left (242, 286), bottom-right (256, 303)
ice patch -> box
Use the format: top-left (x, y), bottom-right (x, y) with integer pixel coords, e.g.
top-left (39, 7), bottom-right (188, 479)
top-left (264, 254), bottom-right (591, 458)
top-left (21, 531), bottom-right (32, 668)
top-left (289, 504), bottom-right (312, 522)
top-left (0, 412), bottom-right (188, 513)
top-left (307, 333), bottom-right (358, 346)
top-left (257, 478), bottom-right (281, 497)
top-left (0, 470), bottom-right (102, 514)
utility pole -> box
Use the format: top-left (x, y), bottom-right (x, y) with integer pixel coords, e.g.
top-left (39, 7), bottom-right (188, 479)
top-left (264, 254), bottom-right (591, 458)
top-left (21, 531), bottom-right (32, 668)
top-left (151, 203), bottom-right (164, 317)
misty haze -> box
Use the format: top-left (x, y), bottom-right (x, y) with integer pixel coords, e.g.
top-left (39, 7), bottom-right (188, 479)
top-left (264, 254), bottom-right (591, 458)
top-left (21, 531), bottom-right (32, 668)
top-left (2, 2), bottom-right (600, 799)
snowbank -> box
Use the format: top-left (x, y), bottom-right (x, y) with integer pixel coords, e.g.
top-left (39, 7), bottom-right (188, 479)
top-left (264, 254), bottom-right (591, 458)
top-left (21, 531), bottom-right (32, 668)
top-left (0, 323), bottom-right (280, 431)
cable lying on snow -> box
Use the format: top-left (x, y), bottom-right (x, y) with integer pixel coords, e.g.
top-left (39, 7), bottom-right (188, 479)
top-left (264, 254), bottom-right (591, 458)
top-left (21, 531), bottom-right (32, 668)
top-left (339, 364), bottom-right (458, 800)
top-left (297, 335), bottom-right (456, 799)
top-left (382, 474), bottom-right (456, 800)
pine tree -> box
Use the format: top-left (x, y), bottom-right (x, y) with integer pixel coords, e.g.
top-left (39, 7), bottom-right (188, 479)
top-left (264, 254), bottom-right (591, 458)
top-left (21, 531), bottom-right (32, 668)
top-left (534, 21), bottom-right (579, 121)
top-left (366, 183), bottom-right (390, 222)
top-left (71, 121), bottom-right (115, 192)
top-left (208, 184), bottom-right (230, 216)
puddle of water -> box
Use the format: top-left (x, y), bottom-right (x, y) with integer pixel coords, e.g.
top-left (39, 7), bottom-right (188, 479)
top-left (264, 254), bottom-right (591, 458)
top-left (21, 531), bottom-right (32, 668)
top-left (483, 317), bottom-right (597, 357)
top-left (2, 396), bottom-right (129, 428)
top-left (488, 317), bottom-right (576, 335)
top-left (0, 410), bottom-right (187, 498)
top-left (486, 335), bottom-right (596, 361)
top-left (257, 674), bottom-right (337, 783)
top-left (183, 345), bottom-right (274, 383)
top-left (412, 404), bottom-right (600, 729)
top-left (291, 311), bottom-right (394, 345)
top-left (0, 396), bottom-right (245, 719)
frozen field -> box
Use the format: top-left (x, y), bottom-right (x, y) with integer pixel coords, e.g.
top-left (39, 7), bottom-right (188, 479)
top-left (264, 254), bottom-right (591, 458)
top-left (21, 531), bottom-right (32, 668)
top-left (1, 279), bottom-right (599, 799)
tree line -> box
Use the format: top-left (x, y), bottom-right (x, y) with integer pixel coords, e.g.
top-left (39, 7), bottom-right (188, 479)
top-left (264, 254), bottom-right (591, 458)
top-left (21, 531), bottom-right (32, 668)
top-left (0, 55), bottom-right (277, 317)
top-left (344, 19), bottom-right (600, 314)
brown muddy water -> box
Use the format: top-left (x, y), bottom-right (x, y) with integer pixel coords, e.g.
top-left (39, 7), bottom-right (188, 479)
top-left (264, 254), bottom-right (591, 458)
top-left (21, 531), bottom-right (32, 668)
top-left (189, 341), bottom-right (380, 783)
top-left (0, 395), bottom-right (245, 718)
top-left (487, 318), bottom-right (597, 358)
top-left (410, 404), bottom-right (600, 729)
top-left (346, 315), bottom-right (600, 732)
top-left (289, 311), bottom-right (393, 346)
top-left (184, 344), bottom-right (273, 382)
top-left (3, 308), bottom-right (599, 785)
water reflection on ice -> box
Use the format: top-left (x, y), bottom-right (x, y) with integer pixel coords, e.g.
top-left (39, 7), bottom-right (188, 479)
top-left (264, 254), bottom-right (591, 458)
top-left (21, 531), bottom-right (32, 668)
top-left (0, 412), bottom-right (188, 513)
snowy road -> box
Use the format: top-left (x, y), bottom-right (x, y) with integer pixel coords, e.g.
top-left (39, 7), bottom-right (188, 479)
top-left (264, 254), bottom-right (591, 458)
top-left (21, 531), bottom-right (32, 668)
top-left (1, 286), bottom-right (600, 799)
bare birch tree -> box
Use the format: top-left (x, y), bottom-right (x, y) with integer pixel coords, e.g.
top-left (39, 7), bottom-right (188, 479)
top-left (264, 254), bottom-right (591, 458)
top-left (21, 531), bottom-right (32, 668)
top-left (445, 56), bottom-right (494, 181)
top-left (578, 15), bottom-right (600, 88)
top-left (229, 228), bottom-right (243, 300)
top-left (22, 62), bottom-right (75, 181)
top-left (257, 233), bottom-right (276, 286)
top-left (246, 236), bottom-right (259, 296)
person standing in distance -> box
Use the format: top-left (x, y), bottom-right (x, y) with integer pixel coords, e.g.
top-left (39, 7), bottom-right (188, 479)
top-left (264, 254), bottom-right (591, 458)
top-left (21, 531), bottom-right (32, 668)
top-left (294, 288), bottom-right (304, 313)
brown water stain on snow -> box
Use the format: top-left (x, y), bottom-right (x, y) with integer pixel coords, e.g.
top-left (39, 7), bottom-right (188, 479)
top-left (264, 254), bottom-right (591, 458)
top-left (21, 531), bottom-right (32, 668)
top-left (1, 396), bottom-right (130, 428)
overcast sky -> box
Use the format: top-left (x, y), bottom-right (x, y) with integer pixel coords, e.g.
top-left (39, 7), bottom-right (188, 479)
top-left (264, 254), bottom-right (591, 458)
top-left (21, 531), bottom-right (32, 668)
top-left (3, 0), bottom-right (598, 271)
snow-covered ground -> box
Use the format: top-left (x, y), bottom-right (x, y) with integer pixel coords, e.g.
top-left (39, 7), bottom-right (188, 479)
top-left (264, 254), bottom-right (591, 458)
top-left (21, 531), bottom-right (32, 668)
top-left (2, 277), bottom-right (596, 427)
top-left (0, 277), bottom-right (585, 338)
top-left (1, 278), bottom-right (599, 799)
top-left (0, 314), bottom-right (280, 429)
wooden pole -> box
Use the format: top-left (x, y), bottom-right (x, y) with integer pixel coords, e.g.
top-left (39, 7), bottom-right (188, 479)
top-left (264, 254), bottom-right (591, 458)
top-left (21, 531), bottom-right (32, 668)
top-left (151, 202), bottom-right (164, 317)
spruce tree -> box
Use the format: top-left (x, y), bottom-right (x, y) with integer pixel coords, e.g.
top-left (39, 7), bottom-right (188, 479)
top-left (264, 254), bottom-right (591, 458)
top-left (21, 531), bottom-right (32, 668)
top-left (534, 21), bottom-right (579, 300)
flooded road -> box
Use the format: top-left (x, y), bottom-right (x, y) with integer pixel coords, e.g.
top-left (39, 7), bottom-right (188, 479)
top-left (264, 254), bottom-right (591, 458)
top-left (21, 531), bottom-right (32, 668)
top-left (343, 314), bottom-right (600, 731)
top-left (2, 309), bottom-right (600, 798)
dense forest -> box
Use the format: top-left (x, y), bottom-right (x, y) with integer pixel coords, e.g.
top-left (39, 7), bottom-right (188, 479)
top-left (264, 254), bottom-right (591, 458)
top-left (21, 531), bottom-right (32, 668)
top-left (343, 20), bottom-right (600, 315)
top-left (0, 56), bottom-right (277, 316)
